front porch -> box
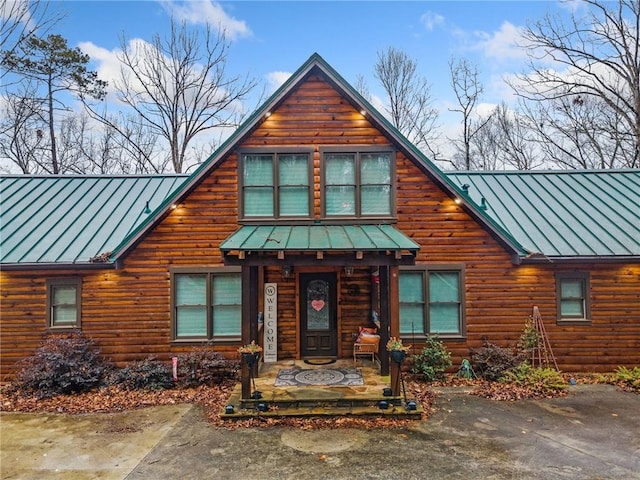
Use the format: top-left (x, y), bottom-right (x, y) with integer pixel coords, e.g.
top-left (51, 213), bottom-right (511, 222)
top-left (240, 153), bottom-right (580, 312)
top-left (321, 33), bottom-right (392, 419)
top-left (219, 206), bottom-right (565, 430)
top-left (221, 359), bottom-right (422, 419)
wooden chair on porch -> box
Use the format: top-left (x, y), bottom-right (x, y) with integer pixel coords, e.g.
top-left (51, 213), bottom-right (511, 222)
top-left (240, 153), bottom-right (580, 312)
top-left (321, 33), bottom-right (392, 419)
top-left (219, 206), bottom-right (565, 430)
top-left (353, 327), bottom-right (380, 365)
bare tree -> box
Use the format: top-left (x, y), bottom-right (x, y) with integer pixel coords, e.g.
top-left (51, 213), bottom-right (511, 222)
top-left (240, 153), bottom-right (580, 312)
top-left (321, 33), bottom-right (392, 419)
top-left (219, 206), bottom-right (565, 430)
top-left (0, 0), bottom-right (63, 79)
top-left (2, 33), bottom-right (107, 173)
top-left (86, 19), bottom-right (258, 173)
top-left (353, 73), bottom-right (372, 103)
top-left (460, 102), bottom-right (544, 171)
top-left (0, 81), bottom-right (47, 173)
top-left (493, 103), bottom-right (544, 170)
top-left (0, 93), bottom-right (128, 174)
top-left (510, 0), bottom-right (640, 168)
top-left (448, 57), bottom-right (493, 170)
top-left (373, 47), bottom-right (441, 160)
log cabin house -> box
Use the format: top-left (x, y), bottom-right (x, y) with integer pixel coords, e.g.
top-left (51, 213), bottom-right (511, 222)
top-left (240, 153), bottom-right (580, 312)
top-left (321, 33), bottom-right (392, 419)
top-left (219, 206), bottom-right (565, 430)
top-left (1, 54), bottom-right (639, 398)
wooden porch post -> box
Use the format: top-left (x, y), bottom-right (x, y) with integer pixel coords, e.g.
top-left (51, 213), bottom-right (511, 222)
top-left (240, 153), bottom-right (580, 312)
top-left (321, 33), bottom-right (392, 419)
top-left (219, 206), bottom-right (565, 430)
top-left (380, 265), bottom-right (401, 394)
top-left (379, 266), bottom-right (390, 377)
top-left (389, 265), bottom-right (400, 396)
top-left (241, 265), bottom-right (259, 400)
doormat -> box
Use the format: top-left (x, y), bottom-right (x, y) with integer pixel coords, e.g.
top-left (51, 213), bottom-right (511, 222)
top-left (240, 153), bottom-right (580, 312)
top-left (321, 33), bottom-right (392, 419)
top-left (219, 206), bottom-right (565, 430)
top-left (274, 368), bottom-right (364, 387)
top-left (304, 358), bottom-right (336, 366)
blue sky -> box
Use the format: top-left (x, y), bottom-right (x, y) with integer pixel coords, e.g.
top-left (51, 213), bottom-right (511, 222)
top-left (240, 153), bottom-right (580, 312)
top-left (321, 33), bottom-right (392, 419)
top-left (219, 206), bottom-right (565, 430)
top-left (63, 1), bottom-right (564, 99)
top-left (5, 0), bottom-right (582, 167)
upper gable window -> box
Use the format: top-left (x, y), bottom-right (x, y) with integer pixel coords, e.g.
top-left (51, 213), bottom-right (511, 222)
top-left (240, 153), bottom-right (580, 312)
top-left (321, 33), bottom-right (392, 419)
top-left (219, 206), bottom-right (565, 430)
top-left (323, 150), bottom-right (393, 218)
top-left (240, 152), bottom-right (312, 219)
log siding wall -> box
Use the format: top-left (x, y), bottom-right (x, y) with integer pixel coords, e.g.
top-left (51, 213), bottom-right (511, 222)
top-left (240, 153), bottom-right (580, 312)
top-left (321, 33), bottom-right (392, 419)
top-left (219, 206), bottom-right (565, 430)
top-left (1, 72), bottom-right (638, 378)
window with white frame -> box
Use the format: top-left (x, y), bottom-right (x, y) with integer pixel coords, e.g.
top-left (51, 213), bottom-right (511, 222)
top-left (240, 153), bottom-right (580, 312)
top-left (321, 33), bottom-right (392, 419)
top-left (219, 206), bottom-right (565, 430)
top-left (172, 270), bottom-right (241, 341)
top-left (323, 150), bottom-right (393, 217)
top-left (47, 278), bottom-right (81, 328)
top-left (399, 268), bottom-right (464, 337)
top-left (240, 152), bottom-right (311, 219)
top-left (556, 272), bottom-right (590, 322)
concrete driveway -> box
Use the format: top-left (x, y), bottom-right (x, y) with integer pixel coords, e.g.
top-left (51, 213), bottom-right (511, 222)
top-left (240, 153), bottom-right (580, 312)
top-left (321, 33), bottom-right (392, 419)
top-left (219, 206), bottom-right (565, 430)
top-left (1, 384), bottom-right (639, 480)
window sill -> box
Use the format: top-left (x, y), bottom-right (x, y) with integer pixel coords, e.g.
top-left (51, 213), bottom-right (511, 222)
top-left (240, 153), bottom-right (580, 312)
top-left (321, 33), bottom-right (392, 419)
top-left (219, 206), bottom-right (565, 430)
top-left (400, 334), bottom-right (466, 342)
top-left (171, 337), bottom-right (242, 345)
top-left (48, 324), bottom-right (81, 330)
top-left (557, 319), bottom-right (591, 326)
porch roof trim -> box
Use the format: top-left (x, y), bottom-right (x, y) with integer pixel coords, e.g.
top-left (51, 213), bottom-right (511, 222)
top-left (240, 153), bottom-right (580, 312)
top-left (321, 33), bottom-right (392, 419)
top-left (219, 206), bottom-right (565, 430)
top-left (220, 225), bottom-right (420, 255)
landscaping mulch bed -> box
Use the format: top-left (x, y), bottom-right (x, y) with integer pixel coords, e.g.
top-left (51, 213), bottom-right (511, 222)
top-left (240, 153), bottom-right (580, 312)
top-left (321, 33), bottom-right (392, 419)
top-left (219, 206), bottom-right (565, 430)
top-left (0, 380), bottom-right (437, 430)
top-left (2, 373), bottom-right (635, 430)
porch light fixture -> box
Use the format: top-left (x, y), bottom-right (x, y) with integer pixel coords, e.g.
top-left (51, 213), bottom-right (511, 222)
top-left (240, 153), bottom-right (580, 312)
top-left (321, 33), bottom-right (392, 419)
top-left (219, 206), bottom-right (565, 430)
top-left (264, 111), bottom-right (272, 118)
top-left (344, 266), bottom-right (354, 277)
top-left (282, 265), bottom-right (292, 279)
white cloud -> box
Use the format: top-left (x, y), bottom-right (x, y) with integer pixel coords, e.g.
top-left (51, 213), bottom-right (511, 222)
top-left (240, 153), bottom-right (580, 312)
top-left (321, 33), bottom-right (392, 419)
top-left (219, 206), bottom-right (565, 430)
top-left (80, 39), bottom-right (181, 107)
top-left (79, 41), bottom-right (133, 98)
top-left (476, 102), bottom-right (497, 118)
top-left (159, 0), bottom-right (251, 41)
top-left (472, 21), bottom-right (527, 61)
top-left (265, 71), bottom-right (291, 93)
top-left (419, 11), bottom-right (445, 31)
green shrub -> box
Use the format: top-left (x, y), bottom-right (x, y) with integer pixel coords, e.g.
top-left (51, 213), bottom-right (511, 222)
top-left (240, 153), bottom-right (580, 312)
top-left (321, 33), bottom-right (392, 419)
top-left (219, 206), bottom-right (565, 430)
top-left (612, 366), bottom-right (640, 390)
top-left (14, 331), bottom-right (109, 398)
top-left (517, 317), bottom-right (540, 352)
top-left (176, 346), bottom-right (238, 387)
top-left (410, 335), bottom-right (452, 382)
top-left (107, 357), bottom-right (174, 391)
top-left (500, 363), bottom-right (566, 396)
top-left (471, 341), bottom-right (528, 381)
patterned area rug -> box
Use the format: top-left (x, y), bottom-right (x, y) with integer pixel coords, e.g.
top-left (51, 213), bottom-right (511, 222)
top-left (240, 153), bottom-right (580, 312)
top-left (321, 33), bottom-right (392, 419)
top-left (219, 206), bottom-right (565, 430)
top-left (274, 368), bottom-right (364, 387)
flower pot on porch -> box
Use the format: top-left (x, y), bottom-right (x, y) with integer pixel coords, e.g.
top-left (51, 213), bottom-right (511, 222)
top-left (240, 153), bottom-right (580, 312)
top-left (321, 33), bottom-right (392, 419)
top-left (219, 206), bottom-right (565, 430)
top-left (390, 350), bottom-right (407, 364)
top-left (242, 352), bottom-right (260, 367)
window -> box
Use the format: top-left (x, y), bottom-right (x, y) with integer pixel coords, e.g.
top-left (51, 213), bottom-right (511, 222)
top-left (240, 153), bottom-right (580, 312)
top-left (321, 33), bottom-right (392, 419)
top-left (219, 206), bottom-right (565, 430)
top-left (323, 150), bottom-right (393, 217)
top-left (399, 268), bottom-right (464, 337)
top-left (172, 270), bottom-right (241, 341)
top-left (556, 273), bottom-right (590, 322)
top-left (47, 278), bottom-right (81, 328)
top-left (240, 151), bottom-right (311, 219)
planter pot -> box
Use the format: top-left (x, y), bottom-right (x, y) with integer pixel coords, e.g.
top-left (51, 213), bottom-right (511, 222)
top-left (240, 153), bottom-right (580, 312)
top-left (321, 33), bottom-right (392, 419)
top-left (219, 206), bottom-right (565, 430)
top-left (389, 350), bottom-right (407, 364)
top-left (242, 352), bottom-right (260, 367)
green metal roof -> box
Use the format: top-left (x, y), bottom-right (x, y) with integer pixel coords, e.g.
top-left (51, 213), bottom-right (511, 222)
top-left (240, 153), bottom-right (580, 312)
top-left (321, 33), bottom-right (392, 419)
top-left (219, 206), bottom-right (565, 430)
top-left (446, 170), bottom-right (640, 259)
top-left (220, 225), bottom-right (420, 254)
top-left (0, 175), bottom-right (187, 266)
top-left (2, 54), bottom-right (639, 267)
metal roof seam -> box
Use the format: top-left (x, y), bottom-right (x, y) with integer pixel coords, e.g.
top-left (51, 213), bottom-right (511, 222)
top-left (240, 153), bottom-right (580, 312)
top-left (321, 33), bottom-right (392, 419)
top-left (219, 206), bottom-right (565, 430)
top-left (524, 174), bottom-right (594, 255)
top-left (479, 174), bottom-right (544, 253)
top-left (562, 173), bottom-right (631, 255)
top-left (590, 173), bottom-right (640, 235)
top-left (30, 177), bottom-right (93, 263)
top-left (0, 177), bottom-right (62, 259)
top-left (54, 177), bottom-right (127, 263)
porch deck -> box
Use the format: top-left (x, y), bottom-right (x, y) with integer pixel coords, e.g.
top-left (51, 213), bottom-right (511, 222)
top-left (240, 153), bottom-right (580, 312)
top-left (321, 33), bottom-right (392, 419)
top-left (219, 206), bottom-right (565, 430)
top-left (221, 359), bottom-right (422, 419)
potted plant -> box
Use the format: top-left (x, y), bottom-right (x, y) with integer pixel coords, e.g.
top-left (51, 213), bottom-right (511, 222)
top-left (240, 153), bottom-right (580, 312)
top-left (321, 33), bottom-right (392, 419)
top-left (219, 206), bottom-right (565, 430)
top-left (238, 341), bottom-right (263, 367)
top-left (386, 337), bottom-right (410, 364)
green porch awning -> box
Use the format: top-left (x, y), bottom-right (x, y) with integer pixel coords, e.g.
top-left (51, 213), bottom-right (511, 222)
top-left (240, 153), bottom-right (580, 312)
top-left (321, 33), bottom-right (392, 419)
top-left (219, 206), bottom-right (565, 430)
top-left (220, 225), bottom-right (419, 257)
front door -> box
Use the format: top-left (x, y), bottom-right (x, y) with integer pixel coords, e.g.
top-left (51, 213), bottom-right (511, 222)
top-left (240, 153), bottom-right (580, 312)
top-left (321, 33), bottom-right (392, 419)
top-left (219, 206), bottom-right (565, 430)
top-left (300, 272), bottom-right (337, 358)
